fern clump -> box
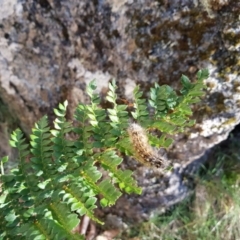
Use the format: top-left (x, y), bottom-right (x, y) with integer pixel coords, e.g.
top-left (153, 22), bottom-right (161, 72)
top-left (0, 69), bottom-right (208, 239)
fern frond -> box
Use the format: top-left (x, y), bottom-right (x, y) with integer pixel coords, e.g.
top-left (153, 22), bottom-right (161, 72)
top-left (148, 133), bottom-right (174, 148)
top-left (99, 150), bottom-right (141, 194)
top-left (19, 218), bottom-right (84, 240)
top-left (0, 70), bottom-right (208, 239)
top-left (106, 80), bottom-right (128, 127)
top-left (30, 115), bottom-right (53, 176)
top-left (149, 83), bottom-right (178, 118)
top-left (60, 182), bottom-right (101, 224)
top-left (74, 104), bottom-right (94, 157)
top-left (48, 202), bottom-right (80, 231)
top-left (9, 129), bottom-right (30, 173)
top-left (98, 179), bottom-right (122, 207)
top-left (104, 80), bottom-right (129, 148)
top-left (80, 168), bottom-right (118, 208)
top-left (148, 69), bottom-right (208, 147)
top-left (51, 101), bottom-right (76, 171)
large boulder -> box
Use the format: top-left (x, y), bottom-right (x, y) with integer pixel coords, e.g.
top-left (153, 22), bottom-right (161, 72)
top-left (0, 0), bottom-right (239, 225)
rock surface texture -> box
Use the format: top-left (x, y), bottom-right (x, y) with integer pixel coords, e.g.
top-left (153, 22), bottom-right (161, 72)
top-left (0, 0), bottom-right (240, 226)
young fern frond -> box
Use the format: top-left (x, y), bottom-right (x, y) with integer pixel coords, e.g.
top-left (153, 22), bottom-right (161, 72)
top-left (51, 101), bottom-right (77, 174)
top-left (106, 80), bottom-right (129, 127)
top-left (105, 80), bottom-right (129, 148)
top-left (131, 85), bottom-right (149, 126)
top-left (9, 129), bottom-right (30, 174)
top-left (0, 69), bottom-right (208, 239)
top-left (30, 115), bottom-right (53, 176)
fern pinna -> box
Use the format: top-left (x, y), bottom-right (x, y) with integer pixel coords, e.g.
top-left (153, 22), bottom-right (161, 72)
top-left (0, 69), bottom-right (208, 239)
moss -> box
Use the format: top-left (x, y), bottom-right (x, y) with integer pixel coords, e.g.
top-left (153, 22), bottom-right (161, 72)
top-left (222, 117), bottom-right (237, 126)
top-left (126, 0), bottom-right (240, 103)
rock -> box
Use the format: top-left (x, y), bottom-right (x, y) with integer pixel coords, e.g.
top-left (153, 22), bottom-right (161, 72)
top-left (0, 0), bottom-right (240, 226)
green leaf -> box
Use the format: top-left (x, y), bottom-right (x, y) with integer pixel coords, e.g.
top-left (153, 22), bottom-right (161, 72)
top-left (107, 109), bottom-right (117, 116)
top-left (1, 174), bottom-right (15, 182)
top-left (109, 115), bottom-right (119, 123)
top-left (153, 121), bottom-right (176, 133)
top-left (98, 179), bottom-right (122, 206)
top-left (106, 95), bottom-right (114, 103)
top-left (5, 212), bottom-right (17, 222)
top-left (0, 191), bottom-right (8, 204)
top-left (180, 104), bottom-right (192, 115)
top-left (100, 198), bottom-right (108, 207)
top-left (37, 179), bottom-right (50, 189)
top-left (131, 112), bottom-right (138, 119)
top-left (90, 80), bottom-right (97, 90)
top-left (181, 75), bottom-right (192, 88)
top-left (1, 156), bottom-right (8, 164)
top-left (63, 100), bottom-right (68, 109)
top-left (88, 113), bottom-right (96, 121)
top-left (170, 116), bottom-right (186, 126)
top-left (197, 68), bottom-right (209, 81)
top-left (53, 108), bottom-right (65, 117)
top-left (188, 91), bottom-right (204, 97)
top-left (108, 80), bottom-right (116, 92)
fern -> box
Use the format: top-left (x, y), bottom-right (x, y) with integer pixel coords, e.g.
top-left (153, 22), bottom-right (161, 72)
top-left (0, 69), bottom-right (208, 239)
top-left (147, 69), bottom-right (209, 148)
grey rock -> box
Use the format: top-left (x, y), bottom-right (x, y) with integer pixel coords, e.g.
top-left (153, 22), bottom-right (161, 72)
top-left (0, 0), bottom-right (240, 227)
